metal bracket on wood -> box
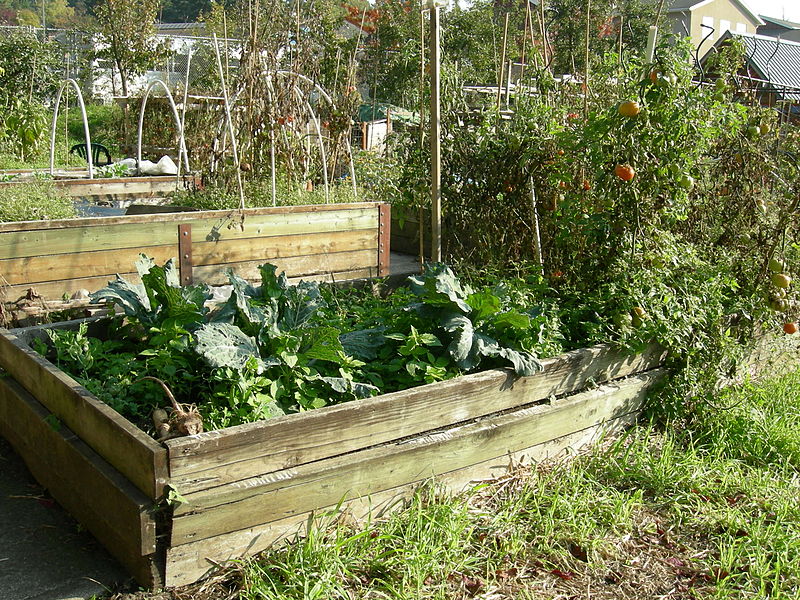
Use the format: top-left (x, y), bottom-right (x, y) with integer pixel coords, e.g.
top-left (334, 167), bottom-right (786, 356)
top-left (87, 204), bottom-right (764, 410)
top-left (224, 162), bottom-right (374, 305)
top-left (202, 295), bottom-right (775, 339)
top-left (178, 224), bottom-right (193, 286)
top-left (378, 204), bottom-right (391, 277)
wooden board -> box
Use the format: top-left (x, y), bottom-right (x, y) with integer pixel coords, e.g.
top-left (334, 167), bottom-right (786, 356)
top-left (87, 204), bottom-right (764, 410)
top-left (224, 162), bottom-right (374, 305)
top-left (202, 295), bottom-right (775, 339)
top-left (0, 267), bottom-right (380, 303)
top-left (0, 229), bottom-right (376, 287)
top-left (191, 229), bottom-right (377, 267)
top-left (0, 330), bottom-right (167, 499)
top-left (192, 249), bottom-right (379, 285)
top-left (161, 371), bottom-right (661, 586)
top-left (164, 410), bottom-right (640, 587)
top-left (169, 369), bottom-right (663, 545)
top-left (0, 376), bottom-right (162, 588)
top-left (0, 207), bottom-right (378, 260)
top-left (166, 343), bottom-right (666, 494)
top-left (0, 203), bottom-right (380, 234)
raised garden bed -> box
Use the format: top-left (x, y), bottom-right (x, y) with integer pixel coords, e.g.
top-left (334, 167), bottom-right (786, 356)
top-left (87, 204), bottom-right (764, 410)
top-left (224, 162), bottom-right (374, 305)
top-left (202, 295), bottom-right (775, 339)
top-left (0, 202), bottom-right (390, 307)
top-left (0, 318), bottom-right (667, 588)
top-left (0, 173), bottom-right (201, 207)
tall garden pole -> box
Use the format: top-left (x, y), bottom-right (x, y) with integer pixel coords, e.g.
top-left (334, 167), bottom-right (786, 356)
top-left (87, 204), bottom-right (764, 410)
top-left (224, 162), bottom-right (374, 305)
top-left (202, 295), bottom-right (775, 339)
top-left (429, 1), bottom-right (442, 263)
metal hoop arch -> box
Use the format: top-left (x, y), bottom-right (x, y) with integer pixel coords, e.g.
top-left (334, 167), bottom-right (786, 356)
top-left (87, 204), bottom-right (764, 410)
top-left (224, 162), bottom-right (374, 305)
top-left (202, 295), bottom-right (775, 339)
top-left (136, 79), bottom-right (191, 174)
top-left (49, 79), bottom-right (94, 179)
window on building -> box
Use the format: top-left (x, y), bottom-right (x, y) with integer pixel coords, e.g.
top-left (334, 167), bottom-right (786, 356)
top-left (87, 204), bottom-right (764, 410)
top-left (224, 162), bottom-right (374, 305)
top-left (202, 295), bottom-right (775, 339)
top-left (701, 15), bottom-right (715, 37)
top-left (719, 19), bottom-right (731, 37)
top-left (736, 22), bottom-right (747, 32)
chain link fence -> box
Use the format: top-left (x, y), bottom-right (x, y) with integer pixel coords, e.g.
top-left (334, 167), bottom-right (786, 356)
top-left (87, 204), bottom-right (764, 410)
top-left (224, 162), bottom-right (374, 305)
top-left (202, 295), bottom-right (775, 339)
top-left (0, 24), bottom-right (241, 102)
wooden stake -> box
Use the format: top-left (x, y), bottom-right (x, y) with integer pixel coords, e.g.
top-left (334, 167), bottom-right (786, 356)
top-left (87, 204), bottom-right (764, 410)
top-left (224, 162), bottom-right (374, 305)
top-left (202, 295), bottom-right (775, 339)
top-left (430, 4), bottom-right (442, 263)
top-left (497, 13), bottom-right (510, 111)
top-left (419, 9), bottom-right (427, 267)
top-left (584, 0), bottom-right (591, 119)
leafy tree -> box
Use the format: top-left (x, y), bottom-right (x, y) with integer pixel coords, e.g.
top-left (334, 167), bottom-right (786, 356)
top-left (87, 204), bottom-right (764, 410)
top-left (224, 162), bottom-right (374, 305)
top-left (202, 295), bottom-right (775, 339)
top-left (159, 0), bottom-right (213, 23)
top-left (544, 0), bottom-right (657, 74)
top-left (0, 30), bottom-right (62, 106)
top-left (92, 0), bottom-right (171, 97)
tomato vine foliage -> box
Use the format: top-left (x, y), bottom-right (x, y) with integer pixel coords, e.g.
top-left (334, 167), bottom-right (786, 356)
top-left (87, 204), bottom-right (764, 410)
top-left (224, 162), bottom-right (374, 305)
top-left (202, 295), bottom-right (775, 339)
top-left (39, 256), bottom-right (550, 432)
top-left (384, 36), bottom-right (800, 404)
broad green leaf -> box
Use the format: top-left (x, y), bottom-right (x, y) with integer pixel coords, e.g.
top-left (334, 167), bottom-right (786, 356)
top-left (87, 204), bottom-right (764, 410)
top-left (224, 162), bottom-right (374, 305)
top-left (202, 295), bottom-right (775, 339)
top-left (300, 326), bottom-right (345, 363)
top-left (467, 290), bottom-right (502, 321)
top-left (340, 327), bottom-right (387, 360)
top-left (91, 275), bottom-right (153, 325)
top-left (195, 322), bottom-right (268, 372)
top-left (408, 263), bottom-right (472, 313)
top-left (492, 310), bottom-right (532, 331)
top-left (496, 348), bottom-right (543, 376)
top-left (441, 313), bottom-right (478, 369)
top-left (280, 281), bottom-right (326, 330)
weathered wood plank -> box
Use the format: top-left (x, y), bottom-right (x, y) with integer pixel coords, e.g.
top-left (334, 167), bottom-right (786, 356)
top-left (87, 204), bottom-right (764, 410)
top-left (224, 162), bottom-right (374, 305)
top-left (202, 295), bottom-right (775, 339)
top-left (164, 409), bottom-right (638, 587)
top-left (169, 370), bottom-right (663, 544)
top-left (0, 245), bottom-right (177, 286)
top-left (192, 249), bottom-right (379, 286)
top-left (0, 229), bottom-right (377, 286)
top-left (0, 207), bottom-right (378, 259)
top-left (0, 330), bottom-right (167, 499)
top-left (0, 376), bottom-right (163, 588)
top-left (0, 271), bottom-right (140, 302)
top-left (0, 266), bottom-right (380, 303)
top-left (192, 229), bottom-right (377, 267)
top-left (166, 343), bottom-right (666, 494)
top-left (0, 203), bottom-right (381, 234)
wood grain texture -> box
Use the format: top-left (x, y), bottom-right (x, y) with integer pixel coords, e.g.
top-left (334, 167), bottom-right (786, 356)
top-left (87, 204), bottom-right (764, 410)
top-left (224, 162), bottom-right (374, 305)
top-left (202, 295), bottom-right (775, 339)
top-left (0, 330), bottom-right (167, 499)
top-left (166, 343), bottom-right (666, 494)
top-left (192, 249), bottom-right (379, 285)
top-left (0, 376), bottom-right (163, 588)
top-left (169, 369), bottom-right (663, 545)
top-left (0, 203), bottom-right (381, 234)
top-left (163, 376), bottom-right (653, 586)
top-left (0, 245), bottom-right (177, 285)
top-left (0, 207), bottom-right (378, 259)
top-left (191, 229), bottom-right (377, 267)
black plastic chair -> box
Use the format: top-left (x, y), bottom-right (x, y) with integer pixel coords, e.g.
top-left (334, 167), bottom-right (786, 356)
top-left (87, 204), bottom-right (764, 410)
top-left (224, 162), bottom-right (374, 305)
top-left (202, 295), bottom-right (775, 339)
top-left (69, 142), bottom-right (112, 166)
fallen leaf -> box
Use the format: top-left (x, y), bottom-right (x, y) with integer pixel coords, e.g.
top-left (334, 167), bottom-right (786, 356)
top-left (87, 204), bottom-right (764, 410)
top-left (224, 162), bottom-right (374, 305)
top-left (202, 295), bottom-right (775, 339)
top-left (550, 568), bottom-right (574, 581)
top-left (568, 542), bottom-right (588, 562)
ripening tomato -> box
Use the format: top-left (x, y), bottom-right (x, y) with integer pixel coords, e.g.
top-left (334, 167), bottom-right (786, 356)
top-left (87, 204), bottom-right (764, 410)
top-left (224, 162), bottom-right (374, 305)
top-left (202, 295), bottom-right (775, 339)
top-left (582, 180), bottom-right (591, 191)
top-left (618, 100), bottom-right (640, 118)
top-left (614, 164), bottom-right (635, 181)
top-left (784, 322), bottom-right (798, 335)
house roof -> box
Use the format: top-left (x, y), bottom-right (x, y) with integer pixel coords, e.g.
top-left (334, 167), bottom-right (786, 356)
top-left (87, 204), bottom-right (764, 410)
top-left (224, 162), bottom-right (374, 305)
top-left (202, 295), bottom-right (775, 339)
top-left (759, 15), bottom-right (800, 30)
top-left (715, 30), bottom-right (800, 98)
top-left (668, 0), bottom-right (764, 26)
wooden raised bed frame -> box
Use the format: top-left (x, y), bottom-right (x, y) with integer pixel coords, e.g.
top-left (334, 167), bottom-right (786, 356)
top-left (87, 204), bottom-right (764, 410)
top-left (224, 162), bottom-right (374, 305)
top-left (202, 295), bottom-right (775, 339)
top-left (0, 202), bottom-right (390, 303)
top-left (0, 319), bottom-right (667, 588)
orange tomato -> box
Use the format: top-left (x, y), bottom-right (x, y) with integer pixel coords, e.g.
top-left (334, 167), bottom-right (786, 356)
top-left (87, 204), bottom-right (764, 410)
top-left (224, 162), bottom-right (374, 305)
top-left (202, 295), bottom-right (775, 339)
top-left (614, 164), bottom-right (635, 182)
top-left (618, 100), bottom-right (640, 118)
top-left (784, 322), bottom-right (798, 335)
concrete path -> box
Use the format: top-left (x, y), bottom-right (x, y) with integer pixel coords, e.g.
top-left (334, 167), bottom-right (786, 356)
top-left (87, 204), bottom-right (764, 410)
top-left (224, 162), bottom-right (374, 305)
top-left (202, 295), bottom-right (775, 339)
top-left (0, 436), bottom-right (128, 600)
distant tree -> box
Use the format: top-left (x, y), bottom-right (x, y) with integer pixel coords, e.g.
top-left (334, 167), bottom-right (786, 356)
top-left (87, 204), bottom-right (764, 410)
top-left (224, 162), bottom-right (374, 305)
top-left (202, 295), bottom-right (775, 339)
top-left (159, 0), bottom-right (212, 23)
top-left (92, 0), bottom-right (171, 96)
top-left (544, 0), bottom-right (657, 74)
top-left (0, 29), bottom-right (62, 105)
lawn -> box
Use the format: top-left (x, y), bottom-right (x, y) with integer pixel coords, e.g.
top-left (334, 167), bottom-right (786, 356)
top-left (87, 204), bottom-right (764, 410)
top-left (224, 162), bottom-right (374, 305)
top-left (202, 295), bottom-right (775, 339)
top-left (103, 368), bottom-right (800, 600)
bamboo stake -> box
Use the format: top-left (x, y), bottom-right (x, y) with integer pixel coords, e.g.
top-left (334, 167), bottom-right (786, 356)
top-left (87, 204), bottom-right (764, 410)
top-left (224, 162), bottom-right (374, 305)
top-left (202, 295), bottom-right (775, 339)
top-left (497, 13), bottom-right (510, 111)
top-left (539, 0), bottom-right (548, 68)
top-left (213, 34), bottom-right (246, 218)
top-left (521, 3), bottom-right (529, 82)
top-left (584, 0), bottom-right (591, 119)
top-left (419, 8), bottom-right (426, 267)
top-left (430, 2), bottom-right (442, 263)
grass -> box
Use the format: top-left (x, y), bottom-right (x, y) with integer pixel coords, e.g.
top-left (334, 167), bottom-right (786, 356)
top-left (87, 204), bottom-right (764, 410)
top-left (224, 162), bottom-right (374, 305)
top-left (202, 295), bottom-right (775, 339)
top-left (105, 371), bottom-right (800, 600)
top-left (0, 180), bottom-right (76, 222)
